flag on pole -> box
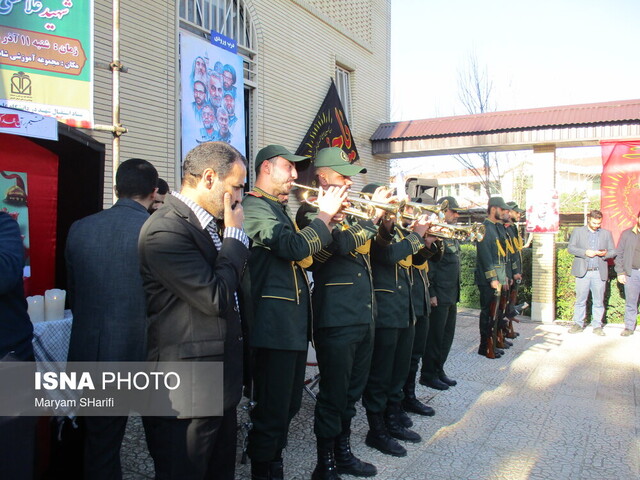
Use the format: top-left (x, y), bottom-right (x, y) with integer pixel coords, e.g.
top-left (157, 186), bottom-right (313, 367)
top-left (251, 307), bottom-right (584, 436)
top-left (295, 79), bottom-right (360, 186)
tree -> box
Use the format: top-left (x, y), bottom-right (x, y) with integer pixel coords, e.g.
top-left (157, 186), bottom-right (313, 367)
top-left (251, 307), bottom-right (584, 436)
top-left (453, 54), bottom-right (503, 199)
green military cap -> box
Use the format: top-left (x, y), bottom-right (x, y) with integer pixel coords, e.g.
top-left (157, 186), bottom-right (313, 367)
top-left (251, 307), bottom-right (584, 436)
top-left (506, 201), bottom-right (525, 213)
top-left (488, 196), bottom-right (510, 209)
top-left (314, 147), bottom-right (367, 176)
top-left (255, 144), bottom-right (309, 173)
top-left (361, 182), bottom-right (385, 194)
top-left (437, 196), bottom-right (462, 210)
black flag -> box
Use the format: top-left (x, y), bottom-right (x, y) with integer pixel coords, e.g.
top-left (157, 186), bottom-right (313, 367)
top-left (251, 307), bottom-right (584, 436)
top-left (295, 79), bottom-right (360, 186)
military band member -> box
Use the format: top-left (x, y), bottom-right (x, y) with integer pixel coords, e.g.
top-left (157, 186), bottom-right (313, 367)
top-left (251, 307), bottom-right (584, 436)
top-left (362, 189), bottom-right (432, 458)
top-left (505, 201), bottom-right (525, 337)
top-left (475, 196), bottom-right (511, 359)
top-left (400, 199), bottom-right (442, 415)
top-left (242, 145), bottom-right (346, 480)
top-left (421, 196), bottom-right (463, 390)
top-left (296, 147), bottom-right (392, 479)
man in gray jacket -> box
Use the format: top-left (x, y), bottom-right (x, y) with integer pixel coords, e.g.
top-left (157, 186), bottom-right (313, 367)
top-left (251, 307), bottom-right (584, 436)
top-left (614, 212), bottom-right (640, 336)
top-left (567, 210), bottom-right (615, 335)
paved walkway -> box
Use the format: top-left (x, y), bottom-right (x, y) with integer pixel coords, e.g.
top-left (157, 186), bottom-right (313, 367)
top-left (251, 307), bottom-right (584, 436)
top-left (122, 311), bottom-right (640, 479)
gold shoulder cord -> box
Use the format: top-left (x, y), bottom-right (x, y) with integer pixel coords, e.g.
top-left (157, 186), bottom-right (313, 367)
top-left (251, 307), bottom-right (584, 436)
top-left (342, 222), bottom-right (371, 255)
top-left (396, 229), bottom-right (412, 269)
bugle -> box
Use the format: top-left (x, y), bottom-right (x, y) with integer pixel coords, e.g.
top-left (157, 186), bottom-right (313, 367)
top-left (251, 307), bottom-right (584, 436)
top-left (292, 183), bottom-right (404, 220)
top-left (399, 199), bottom-right (448, 222)
top-left (424, 222), bottom-right (485, 241)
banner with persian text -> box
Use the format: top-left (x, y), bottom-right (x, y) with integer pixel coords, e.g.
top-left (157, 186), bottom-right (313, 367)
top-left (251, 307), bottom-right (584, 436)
top-left (0, 0), bottom-right (93, 127)
top-left (601, 140), bottom-right (640, 244)
top-left (295, 79), bottom-right (360, 186)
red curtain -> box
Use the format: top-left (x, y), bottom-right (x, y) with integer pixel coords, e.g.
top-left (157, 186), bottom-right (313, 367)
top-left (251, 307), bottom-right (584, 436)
top-left (601, 140), bottom-right (640, 245)
top-left (0, 133), bottom-right (58, 296)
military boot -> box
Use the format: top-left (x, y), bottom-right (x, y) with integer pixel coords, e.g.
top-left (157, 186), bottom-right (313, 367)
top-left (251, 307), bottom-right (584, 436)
top-left (384, 403), bottom-right (421, 443)
top-left (311, 437), bottom-right (341, 480)
top-left (334, 420), bottom-right (377, 477)
top-left (364, 411), bottom-right (407, 457)
top-left (402, 376), bottom-right (435, 416)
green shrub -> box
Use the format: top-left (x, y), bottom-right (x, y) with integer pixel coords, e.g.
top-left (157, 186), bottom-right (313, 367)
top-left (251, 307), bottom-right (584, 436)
top-left (459, 243), bottom-right (533, 309)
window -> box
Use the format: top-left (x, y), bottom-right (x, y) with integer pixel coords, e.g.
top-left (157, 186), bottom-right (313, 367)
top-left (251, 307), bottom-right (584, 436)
top-left (335, 65), bottom-right (352, 120)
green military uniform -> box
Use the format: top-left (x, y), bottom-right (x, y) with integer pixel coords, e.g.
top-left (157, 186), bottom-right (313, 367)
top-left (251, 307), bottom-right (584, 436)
top-left (243, 187), bottom-right (333, 464)
top-left (363, 224), bottom-right (425, 411)
top-left (422, 235), bottom-right (461, 382)
top-left (401, 238), bottom-right (442, 410)
top-left (475, 197), bottom-right (511, 357)
top-left (297, 203), bottom-right (379, 440)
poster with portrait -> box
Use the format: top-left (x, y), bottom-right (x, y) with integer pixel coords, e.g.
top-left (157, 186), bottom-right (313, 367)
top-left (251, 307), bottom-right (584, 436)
top-left (180, 31), bottom-right (245, 162)
top-left (525, 189), bottom-right (559, 234)
top-left (1, 170), bottom-right (30, 276)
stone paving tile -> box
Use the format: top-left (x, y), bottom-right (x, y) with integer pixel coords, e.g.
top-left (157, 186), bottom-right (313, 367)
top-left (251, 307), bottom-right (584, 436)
top-left (120, 314), bottom-right (640, 480)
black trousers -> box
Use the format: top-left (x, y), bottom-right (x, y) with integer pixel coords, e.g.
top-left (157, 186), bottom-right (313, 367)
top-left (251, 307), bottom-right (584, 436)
top-left (362, 324), bottom-right (415, 413)
top-left (83, 416), bottom-right (129, 480)
top-left (143, 410), bottom-right (237, 480)
top-left (422, 304), bottom-right (457, 380)
top-left (407, 313), bottom-right (429, 379)
top-left (0, 415), bottom-right (37, 480)
top-left (313, 323), bottom-right (373, 438)
top-left (247, 348), bottom-right (306, 462)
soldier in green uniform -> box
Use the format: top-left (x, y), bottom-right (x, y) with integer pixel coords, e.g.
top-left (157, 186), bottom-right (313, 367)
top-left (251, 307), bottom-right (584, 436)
top-left (505, 201), bottom-right (525, 338)
top-left (362, 192), bottom-right (434, 458)
top-left (400, 199), bottom-right (442, 415)
top-left (296, 148), bottom-right (395, 479)
top-left (475, 196), bottom-right (511, 359)
top-left (420, 196), bottom-right (463, 390)
top-left (242, 145), bottom-right (346, 480)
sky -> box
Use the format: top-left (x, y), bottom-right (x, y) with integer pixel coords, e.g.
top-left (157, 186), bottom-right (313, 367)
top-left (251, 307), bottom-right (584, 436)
top-left (389, 0), bottom-right (640, 175)
top-left (390, 0), bottom-right (640, 121)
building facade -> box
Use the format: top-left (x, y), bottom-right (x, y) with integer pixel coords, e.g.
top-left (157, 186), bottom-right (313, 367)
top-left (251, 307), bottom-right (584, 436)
top-left (89, 0), bottom-right (391, 205)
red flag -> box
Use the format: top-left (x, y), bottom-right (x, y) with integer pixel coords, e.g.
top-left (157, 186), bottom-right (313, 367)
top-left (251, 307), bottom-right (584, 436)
top-left (601, 140), bottom-right (640, 244)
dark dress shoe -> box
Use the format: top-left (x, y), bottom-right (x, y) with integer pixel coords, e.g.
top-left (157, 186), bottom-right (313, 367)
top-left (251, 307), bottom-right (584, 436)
top-left (439, 374), bottom-right (457, 387)
top-left (419, 377), bottom-right (449, 390)
top-left (402, 397), bottom-right (435, 416)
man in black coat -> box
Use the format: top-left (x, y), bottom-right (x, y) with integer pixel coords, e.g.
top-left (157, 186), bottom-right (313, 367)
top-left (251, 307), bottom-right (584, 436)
top-left (0, 211), bottom-right (36, 480)
top-left (66, 158), bottom-right (158, 480)
top-left (138, 142), bottom-right (249, 480)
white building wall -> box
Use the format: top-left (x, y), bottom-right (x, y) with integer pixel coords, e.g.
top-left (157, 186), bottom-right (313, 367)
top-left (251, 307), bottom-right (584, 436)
top-left (90, 0), bottom-right (390, 206)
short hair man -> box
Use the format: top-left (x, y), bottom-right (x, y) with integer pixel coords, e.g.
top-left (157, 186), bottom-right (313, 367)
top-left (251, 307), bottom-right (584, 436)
top-left (208, 72), bottom-right (224, 109)
top-left (192, 80), bottom-right (208, 121)
top-left (148, 178), bottom-right (169, 214)
top-left (296, 147), bottom-right (395, 477)
top-left (615, 211), bottom-right (640, 336)
top-left (567, 210), bottom-right (615, 335)
top-left (199, 104), bottom-right (218, 142)
top-left (139, 142), bottom-right (249, 479)
top-left (66, 158), bottom-right (158, 479)
top-left (214, 108), bottom-right (231, 143)
top-left (421, 196), bottom-right (463, 389)
top-left (242, 145), bottom-right (346, 480)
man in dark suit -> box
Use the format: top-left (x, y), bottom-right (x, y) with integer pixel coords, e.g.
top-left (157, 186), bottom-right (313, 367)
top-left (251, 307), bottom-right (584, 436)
top-left (138, 142), bottom-right (249, 480)
top-left (0, 211), bottom-right (36, 480)
top-left (66, 158), bottom-right (158, 480)
top-left (242, 145), bottom-right (346, 480)
top-left (567, 209), bottom-right (615, 335)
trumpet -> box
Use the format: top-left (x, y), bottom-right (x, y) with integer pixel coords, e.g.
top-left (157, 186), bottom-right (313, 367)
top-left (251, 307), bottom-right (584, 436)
top-left (292, 183), bottom-right (403, 220)
top-left (425, 222), bottom-right (486, 242)
top-left (399, 199), bottom-right (448, 222)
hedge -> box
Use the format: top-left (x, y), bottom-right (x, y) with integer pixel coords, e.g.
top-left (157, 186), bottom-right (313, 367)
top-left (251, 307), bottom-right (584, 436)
top-left (458, 242), bottom-right (625, 324)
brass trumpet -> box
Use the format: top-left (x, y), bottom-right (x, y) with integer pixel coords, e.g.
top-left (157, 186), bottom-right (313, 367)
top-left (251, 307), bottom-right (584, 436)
top-left (399, 199), bottom-right (448, 222)
top-left (426, 222), bottom-right (486, 242)
top-left (292, 183), bottom-right (403, 220)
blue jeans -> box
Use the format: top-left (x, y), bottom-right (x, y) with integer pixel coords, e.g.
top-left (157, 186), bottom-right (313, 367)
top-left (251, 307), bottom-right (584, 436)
top-left (623, 269), bottom-right (640, 331)
top-left (572, 270), bottom-right (606, 328)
